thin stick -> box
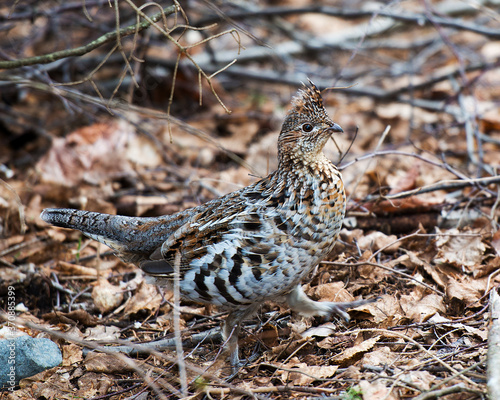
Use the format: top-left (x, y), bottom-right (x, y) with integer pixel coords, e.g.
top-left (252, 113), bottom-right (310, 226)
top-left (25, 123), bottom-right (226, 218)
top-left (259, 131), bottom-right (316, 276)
top-left (371, 175), bottom-right (500, 201)
top-left (487, 288), bottom-right (500, 399)
top-left (0, 5), bottom-right (177, 69)
top-left (346, 125), bottom-right (391, 204)
top-left (173, 250), bottom-right (188, 396)
top-left (323, 260), bottom-right (444, 296)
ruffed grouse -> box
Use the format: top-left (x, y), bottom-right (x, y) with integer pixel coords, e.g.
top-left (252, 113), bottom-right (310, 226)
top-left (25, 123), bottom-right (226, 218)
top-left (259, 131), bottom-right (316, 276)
top-left (41, 82), bottom-right (369, 369)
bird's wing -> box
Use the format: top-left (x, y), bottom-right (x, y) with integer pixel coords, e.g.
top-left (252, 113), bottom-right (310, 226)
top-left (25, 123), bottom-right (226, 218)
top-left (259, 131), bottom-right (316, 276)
top-left (140, 175), bottom-right (291, 279)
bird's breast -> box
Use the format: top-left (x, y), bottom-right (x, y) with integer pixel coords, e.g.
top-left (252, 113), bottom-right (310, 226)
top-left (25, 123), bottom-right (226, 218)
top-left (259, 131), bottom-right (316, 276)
top-left (283, 168), bottom-right (345, 248)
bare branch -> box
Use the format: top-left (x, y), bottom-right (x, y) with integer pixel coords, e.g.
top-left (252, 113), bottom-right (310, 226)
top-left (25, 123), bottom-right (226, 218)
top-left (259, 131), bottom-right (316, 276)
top-left (0, 5), bottom-right (177, 70)
top-left (194, 3), bottom-right (500, 39)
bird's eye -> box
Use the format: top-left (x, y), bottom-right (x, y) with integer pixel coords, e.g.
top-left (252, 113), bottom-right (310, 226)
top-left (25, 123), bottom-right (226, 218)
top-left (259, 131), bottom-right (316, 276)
top-left (302, 123), bottom-right (313, 132)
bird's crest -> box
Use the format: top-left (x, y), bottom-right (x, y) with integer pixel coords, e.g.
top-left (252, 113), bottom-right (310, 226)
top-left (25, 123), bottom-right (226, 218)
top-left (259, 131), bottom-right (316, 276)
top-left (281, 81), bottom-right (333, 134)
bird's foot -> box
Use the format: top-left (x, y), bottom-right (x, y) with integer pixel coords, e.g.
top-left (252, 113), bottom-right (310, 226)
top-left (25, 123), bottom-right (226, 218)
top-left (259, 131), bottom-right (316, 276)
top-left (321, 297), bottom-right (377, 322)
top-left (226, 351), bottom-right (261, 381)
top-left (287, 284), bottom-right (377, 321)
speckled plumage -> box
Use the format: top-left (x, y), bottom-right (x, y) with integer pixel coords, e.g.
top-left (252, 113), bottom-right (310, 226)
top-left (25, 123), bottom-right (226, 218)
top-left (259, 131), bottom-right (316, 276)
top-left (41, 82), bottom-right (370, 369)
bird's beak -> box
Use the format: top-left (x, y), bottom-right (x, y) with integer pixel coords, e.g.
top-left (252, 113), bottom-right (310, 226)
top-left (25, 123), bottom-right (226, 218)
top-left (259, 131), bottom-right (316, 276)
top-left (329, 123), bottom-right (343, 133)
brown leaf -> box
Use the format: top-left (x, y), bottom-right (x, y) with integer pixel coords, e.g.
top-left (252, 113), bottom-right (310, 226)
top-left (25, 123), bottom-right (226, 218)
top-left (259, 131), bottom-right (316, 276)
top-left (84, 325), bottom-right (121, 341)
top-left (301, 322), bottom-right (338, 339)
top-left (42, 309), bottom-right (98, 326)
top-left (400, 294), bottom-right (446, 322)
top-left (388, 164), bottom-right (420, 194)
top-left (435, 229), bottom-right (485, 271)
top-left (20, 368), bottom-right (73, 398)
top-left (84, 353), bottom-right (135, 373)
top-left (307, 281), bottom-right (354, 303)
top-left (286, 364), bottom-right (339, 386)
top-left (360, 294), bottom-right (403, 325)
top-left (91, 278), bottom-right (124, 314)
top-left (37, 121), bottom-right (159, 186)
top-left (401, 371), bottom-right (436, 390)
top-left (491, 229), bottom-right (500, 256)
top-left (62, 343), bottom-right (83, 367)
top-left (331, 335), bottom-right (380, 365)
top-left (76, 372), bottom-right (114, 398)
top-left (472, 256), bottom-right (500, 279)
top-left (356, 231), bottom-right (400, 253)
top-left (359, 379), bottom-right (397, 400)
top-left (361, 346), bottom-right (398, 367)
top-left (123, 281), bottom-right (162, 316)
top-left (446, 276), bottom-right (488, 306)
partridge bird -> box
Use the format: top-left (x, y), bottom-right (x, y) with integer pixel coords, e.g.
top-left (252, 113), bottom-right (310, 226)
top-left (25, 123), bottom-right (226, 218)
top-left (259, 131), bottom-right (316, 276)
top-left (41, 82), bottom-right (370, 369)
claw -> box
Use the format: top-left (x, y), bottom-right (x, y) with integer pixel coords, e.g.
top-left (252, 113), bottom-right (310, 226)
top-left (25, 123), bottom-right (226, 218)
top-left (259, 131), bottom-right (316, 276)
top-left (286, 284), bottom-right (376, 321)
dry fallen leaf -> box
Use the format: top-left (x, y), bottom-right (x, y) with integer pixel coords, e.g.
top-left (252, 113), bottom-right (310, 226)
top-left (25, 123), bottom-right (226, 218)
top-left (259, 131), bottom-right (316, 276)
top-left (446, 276), bottom-right (488, 306)
top-left (62, 343), bottom-right (83, 367)
top-left (360, 294), bottom-right (403, 325)
top-left (42, 309), bottom-right (98, 326)
top-left (400, 293), bottom-right (446, 322)
top-left (307, 281), bottom-right (354, 302)
top-left (123, 281), bottom-right (163, 316)
top-left (435, 228), bottom-right (486, 271)
top-left (401, 371), bottom-right (436, 390)
top-left (92, 278), bottom-right (124, 314)
top-left (278, 358), bottom-right (339, 385)
top-left (37, 121), bottom-right (138, 186)
top-left (84, 353), bottom-right (135, 373)
top-left (491, 230), bottom-right (500, 256)
top-left (84, 325), bottom-right (121, 341)
top-left (331, 335), bottom-right (380, 365)
top-left (76, 372), bottom-right (114, 399)
top-left (356, 231), bottom-right (400, 253)
top-left (301, 322), bottom-right (338, 339)
top-left (20, 368), bottom-right (72, 397)
top-left (359, 379), bottom-right (398, 400)
top-left (361, 346), bottom-right (398, 367)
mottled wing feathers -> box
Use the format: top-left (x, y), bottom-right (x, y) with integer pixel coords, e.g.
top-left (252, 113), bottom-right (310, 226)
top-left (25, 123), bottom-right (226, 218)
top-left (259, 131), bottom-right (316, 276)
top-left (141, 173), bottom-right (286, 279)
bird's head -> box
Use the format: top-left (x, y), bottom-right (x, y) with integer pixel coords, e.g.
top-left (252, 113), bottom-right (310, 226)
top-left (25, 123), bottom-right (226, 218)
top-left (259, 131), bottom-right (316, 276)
top-left (278, 81), bottom-right (343, 167)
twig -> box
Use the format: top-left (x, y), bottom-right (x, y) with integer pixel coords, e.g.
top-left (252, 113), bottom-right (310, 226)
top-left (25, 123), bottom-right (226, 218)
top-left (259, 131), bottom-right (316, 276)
top-left (412, 383), bottom-right (482, 400)
top-left (1, 0), bottom-right (108, 22)
top-left (89, 382), bottom-right (143, 400)
top-left (392, 300), bottom-right (490, 330)
top-left (368, 175), bottom-right (500, 201)
top-left (346, 328), bottom-right (478, 386)
top-left (205, 385), bottom-right (340, 396)
top-left (425, 361), bottom-right (486, 394)
top-left (0, 313), bottom-right (262, 398)
top-left (0, 178), bottom-right (26, 234)
top-left (323, 260), bottom-right (444, 296)
top-left (193, 3), bottom-right (500, 39)
top-left (0, 237), bottom-right (42, 259)
top-left (173, 251), bottom-right (187, 396)
top-left (0, 5), bottom-right (178, 69)
top-left (121, 0), bottom-right (239, 114)
top-left (0, 77), bottom-right (255, 174)
top-left (488, 288), bottom-right (500, 399)
top-left (346, 126), bottom-right (391, 204)
top-left (341, 149), bottom-right (469, 179)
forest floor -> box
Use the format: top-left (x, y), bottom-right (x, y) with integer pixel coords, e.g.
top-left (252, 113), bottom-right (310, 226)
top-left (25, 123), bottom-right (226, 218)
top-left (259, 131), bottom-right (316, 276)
top-left (1, 1), bottom-right (500, 399)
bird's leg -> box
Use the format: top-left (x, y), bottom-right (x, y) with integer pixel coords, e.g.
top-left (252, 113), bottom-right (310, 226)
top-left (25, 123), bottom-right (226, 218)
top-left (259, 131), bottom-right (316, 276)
top-left (286, 284), bottom-right (373, 322)
top-left (222, 305), bottom-right (259, 373)
top-left (222, 317), bottom-right (241, 369)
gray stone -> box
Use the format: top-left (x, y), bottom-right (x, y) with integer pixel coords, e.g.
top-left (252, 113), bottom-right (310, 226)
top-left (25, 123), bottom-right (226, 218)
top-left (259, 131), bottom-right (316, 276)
top-left (0, 336), bottom-right (62, 388)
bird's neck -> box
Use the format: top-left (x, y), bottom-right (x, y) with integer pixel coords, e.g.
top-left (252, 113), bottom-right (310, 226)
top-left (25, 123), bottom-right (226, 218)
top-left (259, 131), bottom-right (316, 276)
top-left (278, 151), bottom-right (336, 178)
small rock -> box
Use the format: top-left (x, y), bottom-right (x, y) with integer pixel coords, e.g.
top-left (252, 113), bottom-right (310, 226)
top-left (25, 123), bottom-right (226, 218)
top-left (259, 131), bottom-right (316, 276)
top-left (0, 336), bottom-right (62, 388)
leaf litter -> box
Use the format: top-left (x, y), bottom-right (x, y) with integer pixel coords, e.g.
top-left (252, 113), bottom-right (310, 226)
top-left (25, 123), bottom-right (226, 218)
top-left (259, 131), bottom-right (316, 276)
top-left (1, 1), bottom-right (499, 399)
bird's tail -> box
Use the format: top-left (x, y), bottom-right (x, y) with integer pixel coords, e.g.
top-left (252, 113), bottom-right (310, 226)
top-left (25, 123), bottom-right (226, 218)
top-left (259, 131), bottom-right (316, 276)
top-left (40, 208), bottom-right (172, 261)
